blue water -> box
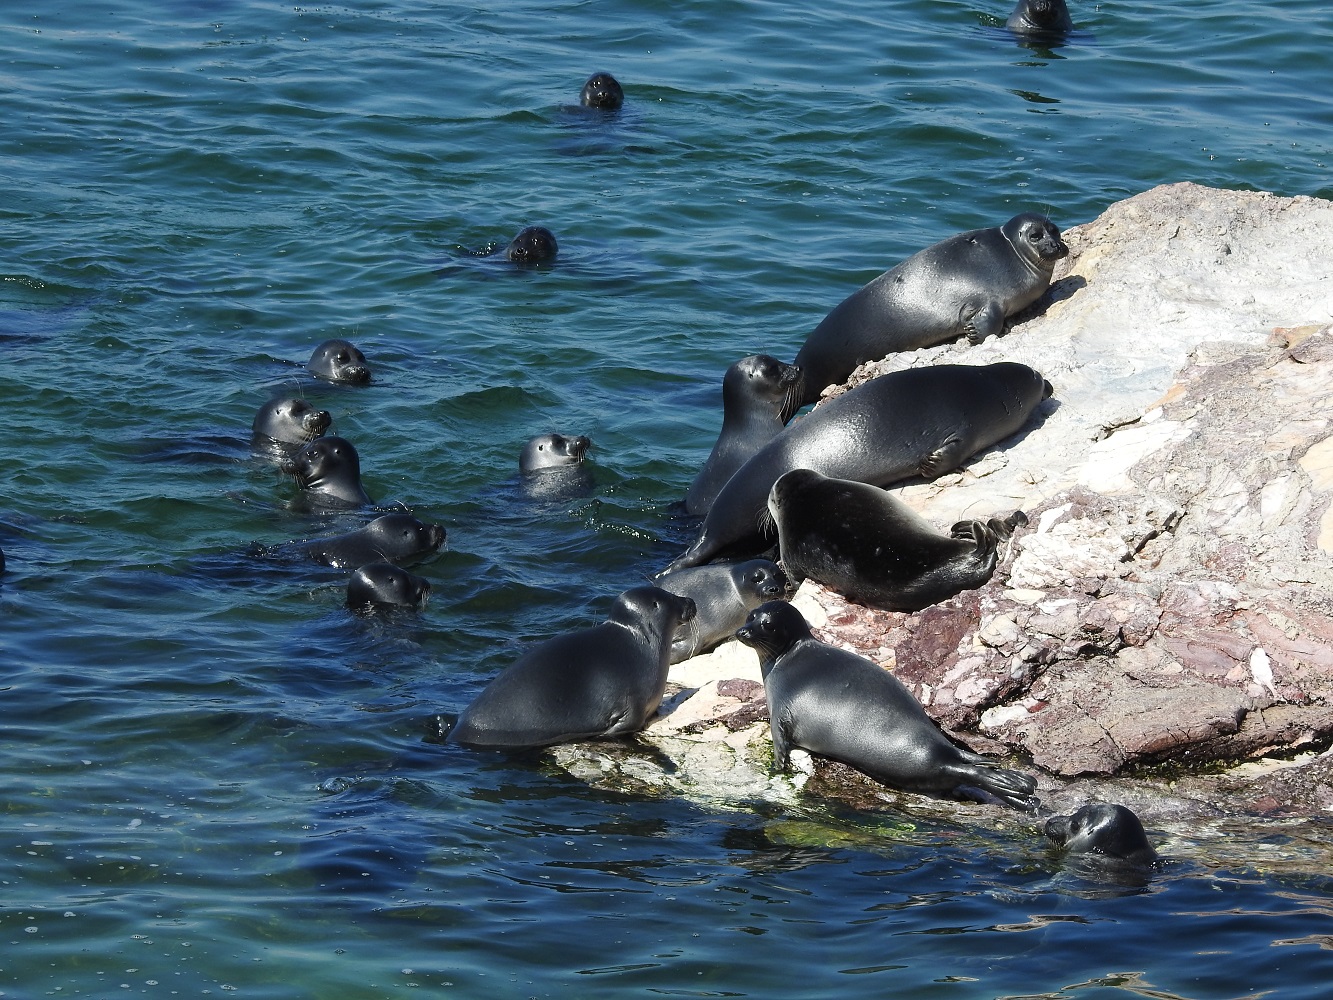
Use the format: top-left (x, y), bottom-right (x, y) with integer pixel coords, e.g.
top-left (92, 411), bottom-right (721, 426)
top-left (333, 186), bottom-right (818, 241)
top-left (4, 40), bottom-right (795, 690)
top-left (4, 0), bottom-right (1333, 996)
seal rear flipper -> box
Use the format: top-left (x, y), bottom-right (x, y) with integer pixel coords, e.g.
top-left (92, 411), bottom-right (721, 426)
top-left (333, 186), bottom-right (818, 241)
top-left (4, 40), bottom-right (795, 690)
top-left (918, 436), bottom-right (964, 480)
top-left (769, 715), bottom-right (793, 772)
top-left (947, 760), bottom-right (1039, 811)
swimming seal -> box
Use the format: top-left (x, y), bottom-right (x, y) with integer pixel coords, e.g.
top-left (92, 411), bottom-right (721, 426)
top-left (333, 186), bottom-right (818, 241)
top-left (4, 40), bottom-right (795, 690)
top-left (449, 586), bottom-right (696, 751)
top-left (282, 436), bottom-right (374, 509)
top-left (505, 226), bottom-right (559, 266)
top-left (251, 397), bottom-right (331, 457)
top-left (661, 362), bottom-right (1051, 572)
top-left (791, 214), bottom-right (1067, 405)
top-left (288, 512), bottom-right (446, 569)
top-left (347, 562), bottom-right (431, 612)
top-left (736, 601), bottom-right (1039, 809)
top-left (655, 558), bottom-right (789, 663)
top-left (519, 432), bottom-right (591, 473)
top-left (1006, 0), bottom-right (1074, 37)
top-left (1044, 803), bottom-right (1158, 865)
top-left (769, 469), bottom-right (1025, 612)
top-left (308, 339), bottom-right (371, 385)
top-left (580, 72), bottom-right (624, 111)
top-left (685, 354), bottom-right (802, 516)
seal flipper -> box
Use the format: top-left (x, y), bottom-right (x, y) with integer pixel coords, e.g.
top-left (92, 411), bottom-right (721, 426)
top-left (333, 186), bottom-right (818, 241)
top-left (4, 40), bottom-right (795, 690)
top-left (769, 713), bottom-right (793, 772)
top-left (962, 299), bottom-right (1005, 345)
top-left (945, 752), bottom-right (1040, 811)
top-left (918, 435), bottom-right (965, 480)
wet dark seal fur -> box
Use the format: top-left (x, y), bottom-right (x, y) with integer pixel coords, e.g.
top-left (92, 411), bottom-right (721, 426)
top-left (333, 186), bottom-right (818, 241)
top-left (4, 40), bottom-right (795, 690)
top-left (449, 586), bottom-right (696, 752)
top-left (347, 562), bottom-right (431, 612)
top-left (1044, 803), bottom-right (1158, 865)
top-left (285, 512), bottom-right (446, 569)
top-left (251, 397), bottom-right (331, 458)
top-left (282, 435), bottom-right (373, 509)
top-left (308, 339), bottom-right (371, 385)
top-left (769, 469), bottom-right (1025, 612)
top-left (505, 226), bottom-right (559, 266)
top-left (580, 72), bottom-right (624, 111)
top-left (736, 601), bottom-right (1039, 810)
top-left (520, 432), bottom-right (591, 473)
top-left (661, 362), bottom-right (1051, 572)
top-left (1006, 0), bottom-right (1074, 37)
top-left (685, 354), bottom-right (802, 516)
top-left (792, 213), bottom-right (1067, 404)
top-left (655, 558), bottom-right (789, 663)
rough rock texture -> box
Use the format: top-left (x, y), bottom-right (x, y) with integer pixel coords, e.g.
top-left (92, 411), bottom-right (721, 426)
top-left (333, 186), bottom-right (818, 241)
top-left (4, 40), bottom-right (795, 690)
top-left (559, 183), bottom-right (1333, 833)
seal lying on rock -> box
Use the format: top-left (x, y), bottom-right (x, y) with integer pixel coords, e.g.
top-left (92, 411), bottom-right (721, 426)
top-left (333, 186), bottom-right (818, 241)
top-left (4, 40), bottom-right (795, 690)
top-left (282, 436), bottom-right (374, 509)
top-left (736, 601), bottom-right (1040, 810)
top-left (655, 558), bottom-right (789, 663)
top-left (308, 339), bottom-right (371, 385)
top-left (661, 362), bottom-right (1051, 572)
top-left (251, 397), bottom-right (331, 459)
top-left (791, 214), bottom-right (1067, 405)
top-left (1044, 803), bottom-right (1159, 865)
top-left (769, 468), bottom-right (1026, 612)
top-left (685, 354), bottom-right (802, 516)
top-left (347, 562), bottom-right (431, 612)
top-left (449, 586), bottom-right (696, 752)
top-left (1006, 0), bottom-right (1074, 37)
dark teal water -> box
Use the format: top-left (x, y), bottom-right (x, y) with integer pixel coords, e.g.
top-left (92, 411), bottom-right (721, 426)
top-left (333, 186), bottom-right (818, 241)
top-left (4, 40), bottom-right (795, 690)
top-left (4, 1), bottom-right (1333, 996)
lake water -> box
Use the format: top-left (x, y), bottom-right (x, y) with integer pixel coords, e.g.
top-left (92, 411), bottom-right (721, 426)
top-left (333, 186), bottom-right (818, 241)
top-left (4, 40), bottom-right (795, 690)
top-left (4, 0), bottom-right (1333, 996)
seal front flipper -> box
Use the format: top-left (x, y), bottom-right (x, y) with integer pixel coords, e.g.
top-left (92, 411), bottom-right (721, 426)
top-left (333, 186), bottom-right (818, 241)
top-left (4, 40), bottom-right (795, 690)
top-left (962, 299), bottom-right (1005, 345)
top-left (769, 712), bottom-right (794, 772)
top-left (918, 435), bottom-right (965, 480)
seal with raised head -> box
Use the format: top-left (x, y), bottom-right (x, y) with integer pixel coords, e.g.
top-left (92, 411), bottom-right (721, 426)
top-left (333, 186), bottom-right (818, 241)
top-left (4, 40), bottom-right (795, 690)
top-left (449, 586), bottom-right (697, 752)
top-left (347, 562), bottom-right (431, 612)
top-left (685, 354), bottom-right (803, 516)
top-left (580, 72), bottom-right (624, 111)
top-left (655, 558), bottom-right (789, 663)
top-left (660, 362), bottom-right (1051, 572)
top-left (736, 601), bottom-right (1039, 809)
top-left (769, 469), bottom-right (1025, 612)
top-left (505, 226), bottom-right (559, 266)
top-left (308, 339), bottom-right (371, 385)
top-left (1006, 0), bottom-right (1074, 37)
top-left (791, 213), bottom-right (1067, 405)
top-left (282, 436), bottom-right (374, 509)
top-left (287, 512), bottom-right (446, 569)
top-left (1044, 803), bottom-right (1158, 865)
top-left (251, 397), bottom-right (331, 458)
top-left (520, 432), bottom-right (591, 473)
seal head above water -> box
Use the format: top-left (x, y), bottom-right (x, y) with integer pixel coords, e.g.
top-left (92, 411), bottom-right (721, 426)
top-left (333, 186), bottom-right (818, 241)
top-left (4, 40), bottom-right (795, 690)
top-left (308, 339), bottom-right (371, 385)
top-left (287, 512), bottom-right (446, 569)
top-left (449, 586), bottom-right (697, 751)
top-left (1006, 0), bottom-right (1074, 37)
top-left (736, 601), bottom-right (1039, 810)
top-left (792, 213), bottom-right (1067, 405)
top-left (580, 72), bottom-right (624, 111)
top-left (520, 432), bottom-right (591, 473)
top-left (1044, 803), bottom-right (1158, 865)
top-left (282, 436), bottom-right (374, 509)
top-left (347, 561), bottom-right (432, 612)
top-left (251, 397), bottom-right (331, 456)
top-left (505, 226), bottom-right (559, 266)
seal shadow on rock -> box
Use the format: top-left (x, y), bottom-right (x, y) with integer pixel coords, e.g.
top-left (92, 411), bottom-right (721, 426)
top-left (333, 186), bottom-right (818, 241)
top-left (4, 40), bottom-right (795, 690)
top-left (654, 558), bottom-right (789, 663)
top-left (685, 354), bottom-right (803, 516)
top-left (447, 586), bottom-right (696, 752)
top-left (736, 601), bottom-right (1040, 810)
top-left (660, 361), bottom-right (1052, 573)
top-left (791, 213), bottom-right (1068, 406)
top-left (769, 469), bottom-right (1026, 613)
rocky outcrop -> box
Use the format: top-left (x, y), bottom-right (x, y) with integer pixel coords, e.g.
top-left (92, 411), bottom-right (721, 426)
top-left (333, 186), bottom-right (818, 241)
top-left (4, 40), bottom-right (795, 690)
top-left (563, 183), bottom-right (1333, 826)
